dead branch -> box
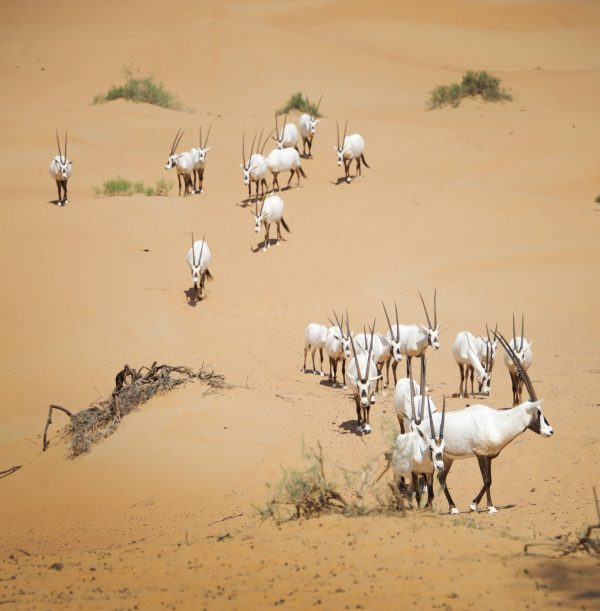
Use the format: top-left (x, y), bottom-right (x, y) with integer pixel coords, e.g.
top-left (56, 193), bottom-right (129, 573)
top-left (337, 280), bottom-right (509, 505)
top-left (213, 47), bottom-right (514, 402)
top-left (0, 465), bottom-right (22, 479)
top-left (42, 404), bottom-right (73, 451)
top-left (206, 512), bottom-right (244, 527)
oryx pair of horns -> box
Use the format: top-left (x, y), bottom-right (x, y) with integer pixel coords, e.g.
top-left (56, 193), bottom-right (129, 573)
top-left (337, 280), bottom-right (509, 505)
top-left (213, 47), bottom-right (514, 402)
top-left (407, 361), bottom-right (446, 442)
top-left (381, 300), bottom-right (400, 342)
top-left (495, 329), bottom-right (537, 402)
top-left (170, 129), bottom-right (185, 156)
top-left (190, 231), bottom-right (205, 268)
top-left (346, 310), bottom-right (376, 382)
top-left (484, 323), bottom-right (498, 371)
top-left (198, 125), bottom-right (211, 149)
top-left (304, 93), bottom-right (323, 117)
top-left (512, 313), bottom-right (526, 352)
top-left (336, 120), bottom-right (348, 150)
top-left (418, 289), bottom-right (438, 329)
top-left (242, 128), bottom-right (271, 165)
top-left (55, 129), bottom-right (68, 161)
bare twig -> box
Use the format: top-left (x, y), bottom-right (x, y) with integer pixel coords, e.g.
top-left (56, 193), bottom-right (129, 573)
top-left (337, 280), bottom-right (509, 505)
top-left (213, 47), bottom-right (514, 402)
top-left (42, 404), bottom-right (73, 451)
top-left (0, 465), bottom-right (22, 479)
top-left (206, 512), bottom-right (244, 527)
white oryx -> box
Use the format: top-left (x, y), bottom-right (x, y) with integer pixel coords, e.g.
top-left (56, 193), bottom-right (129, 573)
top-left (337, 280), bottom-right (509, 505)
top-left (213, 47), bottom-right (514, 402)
top-left (303, 322), bottom-right (329, 375)
top-left (421, 332), bottom-right (552, 514)
top-left (298, 94), bottom-right (322, 157)
top-left (264, 146), bottom-right (307, 192)
top-left (324, 311), bottom-right (353, 388)
top-left (386, 378), bottom-right (446, 508)
top-left (334, 120), bottom-right (370, 184)
top-left (275, 113), bottom-right (299, 151)
top-left (381, 301), bottom-right (404, 388)
top-left (393, 376), bottom-right (439, 434)
top-left (503, 314), bottom-right (534, 406)
top-left (49, 130), bottom-right (72, 206)
top-left (474, 324), bottom-right (498, 392)
top-left (346, 317), bottom-right (381, 434)
top-left (251, 194), bottom-right (290, 252)
top-left (190, 125), bottom-right (211, 194)
top-left (186, 233), bottom-right (213, 303)
top-left (386, 291), bottom-right (441, 388)
top-left (451, 330), bottom-right (492, 398)
top-left (165, 129), bottom-right (194, 196)
top-left (240, 130), bottom-right (269, 202)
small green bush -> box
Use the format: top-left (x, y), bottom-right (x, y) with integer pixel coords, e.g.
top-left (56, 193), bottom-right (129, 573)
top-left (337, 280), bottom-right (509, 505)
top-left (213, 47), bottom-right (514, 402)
top-left (94, 176), bottom-right (173, 197)
top-left (429, 70), bottom-right (512, 109)
top-left (595, 194), bottom-right (600, 204)
top-left (93, 65), bottom-right (182, 110)
top-left (277, 92), bottom-right (323, 117)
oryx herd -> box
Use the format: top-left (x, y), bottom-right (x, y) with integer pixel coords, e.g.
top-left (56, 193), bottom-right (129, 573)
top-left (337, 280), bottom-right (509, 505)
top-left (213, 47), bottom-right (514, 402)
top-left (303, 298), bottom-right (552, 515)
top-left (49, 94), bottom-right (371, 298)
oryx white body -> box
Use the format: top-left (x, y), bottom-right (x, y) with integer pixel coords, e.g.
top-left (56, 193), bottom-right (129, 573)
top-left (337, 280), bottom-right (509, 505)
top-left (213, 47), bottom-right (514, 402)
top-left (334, 122), bottom-right (370, 184)
top-left (189, 125), bottom-right (211, 194)
top-left (242, 153), bottom-right (268, 200)
top-left (393, 377), bottom-right (439, 433)
top-left (303, 323), bottom-right (328, 375)
top-left (265, 147), bottom-right (306, 191)
top-left (253, 195), bottom-right (290, 251)
top-left (49, 131), bottom-right (72, 205)
top-left (186, 239), bottom-right (212, 302)
top-left (324, 313), bottom-right (353, 389)
top-left (277, 123), bottom-right (299, 150)
top-left (298, 113), bottom-right (320, 156)
top-left (165, 130), bottom-right (194, 196)
top-left (346, 354), bottom-right (379, 434)
top-left (452, 331), bottom-right (491, 398)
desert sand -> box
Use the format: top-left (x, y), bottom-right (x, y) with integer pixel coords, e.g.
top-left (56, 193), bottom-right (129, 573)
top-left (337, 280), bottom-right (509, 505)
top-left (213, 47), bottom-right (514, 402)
top-left (1, 0), bottom-right (600, 608)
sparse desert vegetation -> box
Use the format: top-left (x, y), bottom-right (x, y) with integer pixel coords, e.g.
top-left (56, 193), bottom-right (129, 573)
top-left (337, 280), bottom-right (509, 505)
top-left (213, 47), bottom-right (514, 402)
top-left (429, 70), bottom-right (512, 109)
top-left (94, 176), bottom-right (172, 197)
top-left (277, 92), bottom-right (323, 117)
top-left (93, 65), bottom-right (182, 110)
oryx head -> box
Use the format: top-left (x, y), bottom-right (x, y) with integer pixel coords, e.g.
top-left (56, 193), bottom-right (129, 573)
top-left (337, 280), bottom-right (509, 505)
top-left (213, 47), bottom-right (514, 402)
top-left (347, 316), bottom-right (380, 408)
top-left (329, 311), bottom-right (353, 358)
top-left (305, 93), bottom-right (323, 134)
top-left (382, 300), bottom-right (403, 363)
top-left (189, 232), bottom-right (205, 298)
top-left (478, 323), bottom-right (498, 396)
top-left (274, 113), bottom-right (289, 150)
top-left (192, 125), bottom-right (211, 163)
top-left (418, 290), bottom-right (440, 349)
top-left (333, 120), bottom-right (348, 165)
top-left (496, 331), bottom-right (553, 437)
top-left (511, 313), bottom-right (533, 364)
top-left (54, 130), bottom-right (71, 179)
top-left (252, 198), bottom-right (265, 233)
top-left (165, 129), bottom-right (184, 170)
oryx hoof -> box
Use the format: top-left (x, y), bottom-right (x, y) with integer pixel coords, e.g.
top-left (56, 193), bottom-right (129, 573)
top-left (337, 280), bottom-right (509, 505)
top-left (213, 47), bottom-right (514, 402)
top-left (469, 503), bottom-right (478, 512)
top-left (363, 424), bottom-right (372, 434)
top-left (319, 371), bottom-right (324, 377)
top-left (262, 247), bottom-right (267, 252)
top-left (449, 507), bottom-right (460, 515)
top-left (370, 398), bottom-right (376, 405)
top-left (487, 506), bottom-right (497, 514)
top-left (342, 385), bottom-right (347, 390)
top-left (346, 177), bottom-right (351, 184)
top-left (356, 423), bottom-right (364, 434)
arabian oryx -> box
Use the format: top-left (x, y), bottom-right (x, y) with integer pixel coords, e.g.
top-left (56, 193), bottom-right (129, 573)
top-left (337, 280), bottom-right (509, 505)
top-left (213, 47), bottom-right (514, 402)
top-left (298, 94), bottom-right (322, 157)
top-left (386, 291), bottom-right (441, 389)
top-left (274, 113), bottom-right (299, 151)
top-left (251, 194), bottom-right (290, 251)
top-left (384, 374), bottom-right (446, 508)
top-left (303, 322), bottom-right (328, 375)
top-left (190, 125), bottom-right (211, 194)
top-left (451, 330), bottom-right (492, 398)
top-left (504, 314), bottom-right (534, 406)
top-left (186, 233), bottom-right (213, 303)
top-left (264, 146), bottom-right (307, 192)
top-left (423, 331), bottom-right (552, 514)
top-left (346, 316), bottom-right (381, 434)
top-left (49, 130), bottom-right (72, 206)
top-left (241, 130), bottom-right (269, 202)
top-left (324, 311), bottom-right (353, 388)
top-left (334, 120), bottom-right (370, 184)
top-left (165, 130), bottom-right (194, 196)
top-left (474, 324), bottom-right (498, 393)
top-left (380, 301), bottom-right (404, 388)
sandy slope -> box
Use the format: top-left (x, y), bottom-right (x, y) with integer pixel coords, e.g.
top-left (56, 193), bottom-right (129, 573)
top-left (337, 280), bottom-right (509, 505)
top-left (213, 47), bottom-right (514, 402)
top-left (1, 0), bottom-right (600, 608)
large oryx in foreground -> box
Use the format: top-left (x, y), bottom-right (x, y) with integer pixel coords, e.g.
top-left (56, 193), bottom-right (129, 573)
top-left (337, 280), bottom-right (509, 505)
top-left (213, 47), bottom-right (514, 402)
top-left (386, 291), bottom-right (441, 388)
top-left (504, 314), bottom-right (534, 406)
top-left (49, 130), bottom-right (72, 206)
top-left (190, 125), bottom-right (211, 194)
top-left (334, 120), bottom-right (370, 184)
top-left (186, 234), bottom-right (213, 303)
top-left (165, 130), bottom-right (194, 196)
top-left (424, 331), bottom-right (552, 514)
top-left (241, 130), bottom-right (269, 202)
top-left (346, 318), bottom-right (381, 434)
top-left (298, 94), bottom-right (322, 157)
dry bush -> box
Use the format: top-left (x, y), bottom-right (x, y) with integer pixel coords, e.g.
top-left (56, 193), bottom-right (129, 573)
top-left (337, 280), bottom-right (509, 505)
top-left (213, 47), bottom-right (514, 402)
top-left (43, 362), bottom-right (227, 458)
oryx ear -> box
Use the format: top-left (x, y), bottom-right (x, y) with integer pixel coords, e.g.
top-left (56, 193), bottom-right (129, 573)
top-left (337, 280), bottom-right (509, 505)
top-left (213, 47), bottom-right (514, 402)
top-left (240, 163), bottom-right (244, 169)
top-left (416, 427), bottom-right (426, 440)
top-left (314, 119), bottom-right (321, 124)
top-left (68, 161), bottom-right (73, 165)
top-left (526, 340), bottom-right (533, 350)
top-left (332, 145), bottom-right (338, 150)
top-left (418, 324), bottom-right (429, 332)
top-left (369, 375), bottom-right (383, 383)
top-left (347, 373), bottom-right (357, 385)
top-left (205, 147), bottom-right (211, 152)
top-left (436, 323), bottom-right (442, 330)
top-left (524, 399), bottom-right (543, 412)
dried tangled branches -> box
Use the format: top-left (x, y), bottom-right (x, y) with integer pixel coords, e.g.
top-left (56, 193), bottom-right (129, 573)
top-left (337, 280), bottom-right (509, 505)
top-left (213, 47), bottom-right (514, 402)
top-left (524, 487), bottom-right (600, 558)
top-left (43, 362), bottom-right (227, 457)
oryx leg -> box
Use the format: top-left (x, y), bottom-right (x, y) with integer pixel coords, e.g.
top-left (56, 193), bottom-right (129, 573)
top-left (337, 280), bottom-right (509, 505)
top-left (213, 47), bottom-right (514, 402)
top-left (311, 347), bottom-right (318, 374)
top-left (392, 360), bottom-right (399, 387)
top-left (261, 179), bottom-right (268, 197)
top-left (263, 221), bottom-right (271, 251)
top-left (62, 180), bottom-right (68, 203)
top-left (458, 363), bottom-right (465, 397)
top-left (303, 345), bottom-right (309, 371)
top-left (341, 359), bottom-right (347, 389)
top-left (355, 396), bottom-right (363, 433)
top-left (177, 173), bottom-right (182, 196)
top-left (396, 412), bottom-right (405, 434)
top-left (318, 348), bottom-right (324, 375)
top-left (411, 472), bottom-right (421, 507)
top-left (276, 221), bottom-right (282, 244)
top-left (356, 156), bottom-right (362, 177)
top-left (192, 170), bottom-right (198, 193)
top-left (439, 457), bottom-right (459, 514)
top-left (344, 159), bottom-right (351, 183)
top-left (307, 136), bottom-right (313, 157)
top-left (286, 168), bottom-right (295, 187)
top-left (329, 357), bottom-right (336, 385)
top-left (55, 180), bottom-right (62, 203)
top-left (471, 455), bottom-right (495, 513)
top-left (198, 168), bottom-right (205, 193)
top-left (363, 404), bottom-right (371, 434)
top-left (248, 182), bottom-right (252, 202)
top-left (426, 473), bottom-right (435, 508)
top-left (469, 365), bottom-right (475, 397)
top-left (272, 173), bottom-right (280, 192)
top-left (510, 371), bottom-right (518, 406)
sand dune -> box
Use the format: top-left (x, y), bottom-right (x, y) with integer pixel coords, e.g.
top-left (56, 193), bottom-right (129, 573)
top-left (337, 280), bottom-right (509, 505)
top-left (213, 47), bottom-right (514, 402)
top-left (1, 0), bottom-right (600, 607)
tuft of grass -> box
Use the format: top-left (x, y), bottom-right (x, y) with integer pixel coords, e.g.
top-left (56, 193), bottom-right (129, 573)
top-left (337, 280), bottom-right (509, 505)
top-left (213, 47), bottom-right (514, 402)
top-left (93, 65), bottom-right (182, 110)
top-left (94, 176), bottom-right (173, 197)
top-left (277, 92), bottom-right (323, 117)
top-left (428, 70), bottom-right (512, 109)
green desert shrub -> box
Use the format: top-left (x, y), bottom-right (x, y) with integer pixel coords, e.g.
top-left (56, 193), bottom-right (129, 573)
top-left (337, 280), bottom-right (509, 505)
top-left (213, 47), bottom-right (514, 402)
top-left (94, 177), bottom-right (173, 197)
top-left (93, 65), bottom-right (182, 110)
top-left (429, 70), bottom-right (512, 109)
top-left (277, 92), bottom-right (323, 117)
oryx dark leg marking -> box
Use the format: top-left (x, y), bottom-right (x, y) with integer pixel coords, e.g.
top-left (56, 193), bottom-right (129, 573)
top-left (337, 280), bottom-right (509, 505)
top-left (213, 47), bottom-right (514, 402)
top-left (412, 472), bottom-right (420, 506)
top-left (458, 363), bottom-right (465, 397)
top-left (472, 455), bottom-right (493, 509)
top-left (439, 458), bottom-right (457, 512)
top-left (355, 396), bottom-right (362, 432)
